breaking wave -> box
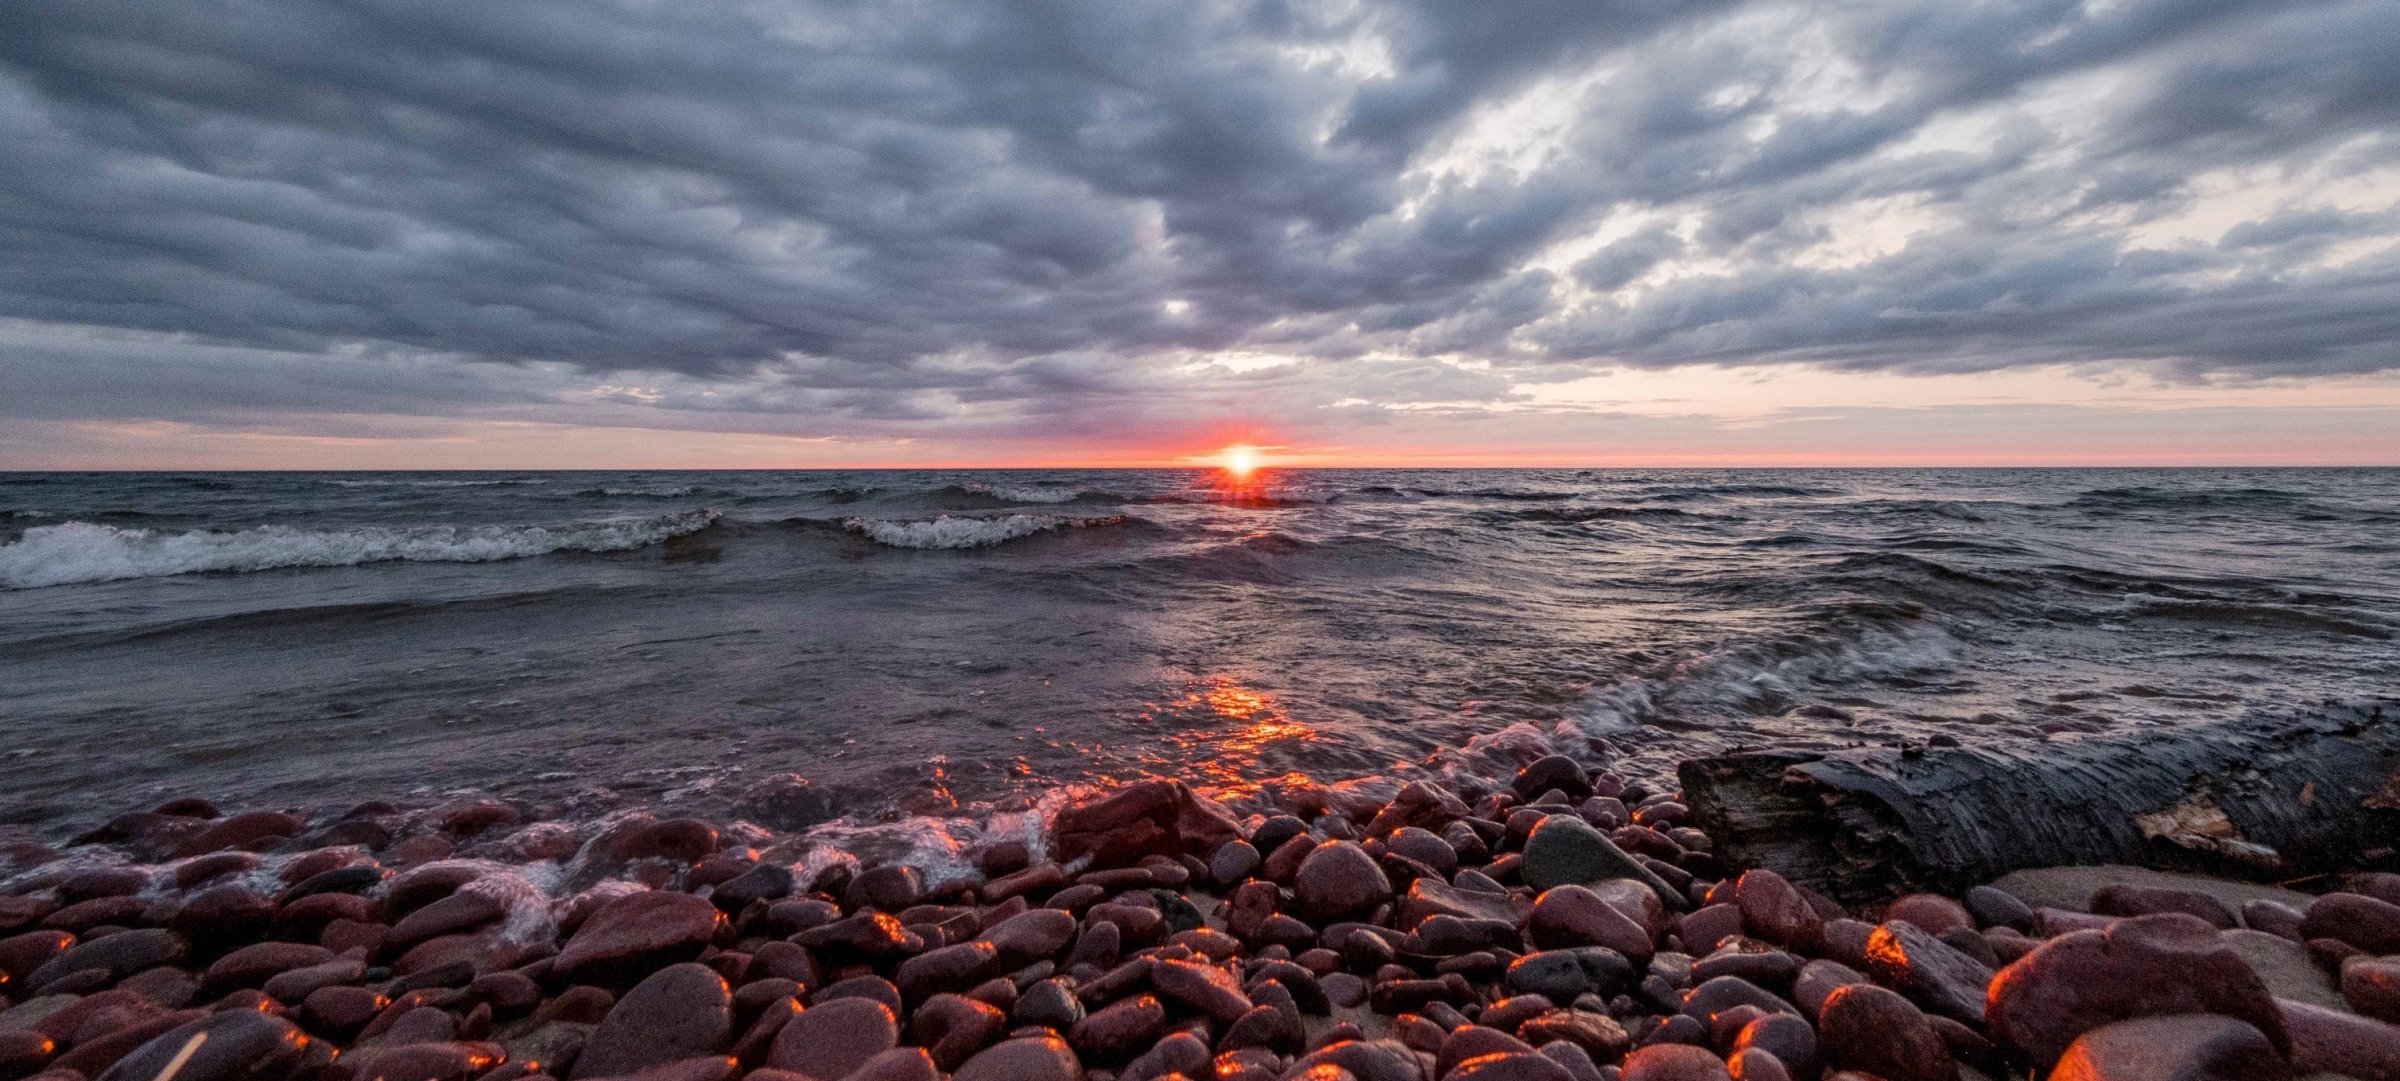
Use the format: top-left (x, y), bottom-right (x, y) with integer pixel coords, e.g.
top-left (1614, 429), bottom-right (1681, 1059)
top-left (0, 511), bottom-right (722, 589)
top-left (842, 514), bottom-right (1128, 550)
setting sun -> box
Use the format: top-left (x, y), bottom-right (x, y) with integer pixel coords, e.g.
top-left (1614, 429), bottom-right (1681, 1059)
top-left (1220, 444), bottom-right (1260, 476)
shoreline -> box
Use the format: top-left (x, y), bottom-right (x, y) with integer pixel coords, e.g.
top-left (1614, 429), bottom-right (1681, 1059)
top-left (0, 746), bottom-right (2395, 1081)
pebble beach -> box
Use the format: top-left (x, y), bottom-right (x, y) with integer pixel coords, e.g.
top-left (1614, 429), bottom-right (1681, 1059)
top-left (1, 753), bottom-right (2395, 1081)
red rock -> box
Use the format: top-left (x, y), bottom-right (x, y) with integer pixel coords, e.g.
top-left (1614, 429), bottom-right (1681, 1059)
top-left (836, 1048), bottom-right (937, 1081)
top-left (1676, 905), bottom-right (1744, 955)
top-left (301, 985), bottom-right (388, 1037)
top-left (181, 811), bottom-right (303, 855)
top-left (338, 1042), bottom-right (506, 1081)
top-left (553, 891), bottom-right (722, 986)
top-left (1364, 780), bottom-right (1472, 838)
top-left (1149, 958), bottom-right (1250, 1023)
top-left (41, 896), bottom-right (147, 933)
top-left (120, 966), bottom-right (200, 1009)
top-left (912, 994), bottom-right (1006, 1070)
top-left (1294, 842), bottom-right (1391, 923)
top-left (1986, 913), bottom-right (2289, 1069)
top-left (2343, 957), bottom-right (2400, 1023)
top-left (260, 958), bottom-right (365, 1004)
top-left (1817, 983), bottom-right (1955, 1081)
top-left (587, 1058), bottom-right (739, 1081)
top-left (390, 890), bottom-right (507, 949)
top-left (88, 1010), bottom-right (312, 1081)
top-left (29, 929), bottom-right (186, 994)
top-left (606, 819), bottom-right (721, 865)
top-left (1067, 993), bottom-right (1165, 1063)
top-left (2279, 996), bottom-right (2400, 1081)
top-left (847, 866), bottom-right (925, 912)
top-left (2046, 1014), bottom-right (2289, 1081)
top-left (2300, 892), bottom-right (2400, 954)
top-left (1883, 894), bottom-right (1973, 937)
top-left (437, 800), bottom-right (522, 838)
top-left (765, 998), bottom-right (899, 1080)
top-left (954, 1036), bottom-right (1083, 1081)
top-left (817, 975), bottom-right (905, 1016)
top-left (534, 986), bottom-right (617, 1026)
top-left (1862, 920), bottom-right (1993, 1025)
top-left (1449, 1052), bottom-right (1575, 1081)
top-left (0, 1030), bottom-right (54, 1077)
top-left (193, 941), bottom-right (332, 997)
top-left (1288, 1039), bottom-right (1427, 1081)
top-left (0, 931), bottom-right (74, 984)
top-left (173, 852), bottom-right (260, 890)
top-left (572, 963), bottom-right (732, 1080)
top-left (1518, 1009), bottom-right (1630, 1059)
top-left (1397, 879), bottom-right (1523, 930)
top-left (2241, 899), bottom-right (2306, 940)
top-left (1733, 870), bottom-right (1819, 948)
top-left (1722, 1049), bottom-right (1789, 1081)
top-left (895, 941), bottom-right (1001, 1003)
top-left (1617, 1044), bottom-right (1731, 1081)
top-left (2089, 884), bottom-right (2236, 928)
top-left (1049, 781), bottom-right (1242, 868)
top-left (1529, 885), bottom-right (1655, 964)
top-left (1729, 1014), bottom-right (1817, 1078)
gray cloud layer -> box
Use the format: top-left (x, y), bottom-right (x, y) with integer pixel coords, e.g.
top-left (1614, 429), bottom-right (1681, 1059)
top-left (2, 0), bottom-right (2396, 437)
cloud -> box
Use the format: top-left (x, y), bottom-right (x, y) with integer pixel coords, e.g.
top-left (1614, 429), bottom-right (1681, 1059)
top-left (0, 0), bottom-right (2395, 453)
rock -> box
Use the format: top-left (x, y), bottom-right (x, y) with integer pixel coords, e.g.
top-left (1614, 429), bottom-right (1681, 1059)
top-left (1049, 781), bottom-right (1241, 868)
top-left (895, 942), bottom-right (1001, 1003)
top-left (1816, 983), bottom-right (1955, 1081)
top-left (1436, 1027), bottom-right (1535, 1076)
top-left (1729, 1014), bottom-right (1817, 1079)
top-left (199, 942), bottom-right (335, 996)
top-left (1520, 816), bottom-right (1680, 910)
top-left (1861, 920), bottom-right (1994, 1025)
top-left (2279, 996), bottom-right (2400, 1081)
top-left (91, 1010), bottom-right (312, 1081)
top-left (1067, 994), bottom-right (1164, 1063)
top-left (848, 866), bottom-right (926, 913)
top-left (1364, 780), bottom-right (1472, 839)
top-left (1884, 894), bottom-right (1972, 936)
top-left (766, 998), bottom-right (899, 1080)
top-left (1504, 949), bottom-right (1636, 1002)
top-left (1518, 1010), bottom-right (1630, 1060)
top-left (1986, 913), bottom-right (2290, 1069)
top-left (1514, 757), bottom-right (1592, 800)
top-left (1012, 979), bottom-right (1084, 1030)
top-left (1616, 1045), bottom-right (1730, 1081)
top-left (1211, 843), bottom-right (1263, 886)
top-left (0, 931), bottom-right (74, 985)
top-left (2300, 892), bottom-right (2400, 954)
top-left (2089, 884), bottom-right (2238, 928)
top-left (712, 864), bottom-right (794, 912)
top-left (2344, 957), bottom-right (2400, 1023)
top-left (1989, 866), bottom-right (2312, 917)
top-left (2046, 1014), bottom-right (2290, 1081)
top-left (607, 818), bottom-right (720, 865)
top-left (335, 1042), bottom-right (506, 1081)
top-left (260, 957), bottom-right (365, 1004)
top-left (1397, 879), bottom-right (1522, 930)
top-left (29, 930), bottom-right (185, 994)
top-left (181, 811), bottom-right (304, 855)
top-left (573, 963), bottom-right (733, 1079)
top-left (1732, 870), bottom-right (1818, 948)
top-left (390, 890), bottom-right (507, 949)
top-left (1529, 886), bottom-right (1655, 964)
top-left (554, 891), bottom-right (722, 986)
top-left (1148, 958), bottom-right (1250, 1023)
top-left (302, 985), bottom-right (389, 1036)
top-left (2222, 929), bottom-right (2344, 1010)
top-left (817, 976), bottom-right (906, 1016)
top-left (912, 994), bottom-right (1006, 1070)
top-left (1964, 885), bottom-right (2034, 932)
top-left (954, 1036), bottom-right (1083, 1081)
top-left (2241, 899), bottom-right (2306, 940)
top-left (1294, 843), bottom-right (1393, 923)
top-left (1722, 1049), bottom-right (1788, 1081)
top-left (591, 1058), bottom-right (740, 1081)
top-left (1287, 1039), bottom-right (1428, 1081)
top-left (981, 910), bottom-right (1078, 964)
top-left (1675, 905), bottom-right (1744, 955)
top-left (1448, 1053), bottom-right (1576, 1081)
top-left (1385, 829), bottom-right (1457, 876)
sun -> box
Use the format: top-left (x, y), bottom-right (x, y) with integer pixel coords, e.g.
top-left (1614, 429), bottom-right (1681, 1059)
top-left (1221, 444), bottom-right (1260, 477)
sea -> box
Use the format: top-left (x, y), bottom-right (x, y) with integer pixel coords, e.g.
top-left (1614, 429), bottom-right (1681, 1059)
top-left (3, 468), bottom-right (2395, 866)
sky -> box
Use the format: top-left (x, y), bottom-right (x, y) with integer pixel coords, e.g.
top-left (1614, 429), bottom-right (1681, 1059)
top-left (2, 0), bottom-right (2397, 468)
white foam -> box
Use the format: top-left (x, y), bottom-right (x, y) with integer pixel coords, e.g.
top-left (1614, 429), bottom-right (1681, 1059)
top-left (0, 510), bottom-right (720, 589)
top-left (968, 483), bottom-right (1079, 504)
top-left (845, 514), bottom-right (1118, 550)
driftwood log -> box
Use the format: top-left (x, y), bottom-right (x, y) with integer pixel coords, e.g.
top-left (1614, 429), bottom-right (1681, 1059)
top-left (1677, 700), bottom-right (2400, 905)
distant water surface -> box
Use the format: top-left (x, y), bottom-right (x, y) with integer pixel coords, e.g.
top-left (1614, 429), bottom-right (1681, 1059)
top-left (2, 468), bottom-right (2395, 837)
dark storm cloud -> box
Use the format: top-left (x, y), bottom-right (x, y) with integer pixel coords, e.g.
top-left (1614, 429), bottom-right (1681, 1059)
top-left (0, 0), bottom-right (2395, 434)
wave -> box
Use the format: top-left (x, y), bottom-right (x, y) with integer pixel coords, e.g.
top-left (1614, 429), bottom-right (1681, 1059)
top-left (0, 511), bottom-right (721, 589)
top-left (318, 477), bottom-right (530, 489)
top-left (966, 482), bottom-right (1080, 504)
top-left (1484, 506), bottom-right (1725, 525)
top-left (841, 513), bottom-right (1128, 550)
top-left (1630, 483), bottom-right (1837, 502)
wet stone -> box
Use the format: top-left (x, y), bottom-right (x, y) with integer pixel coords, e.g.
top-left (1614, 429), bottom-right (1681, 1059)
top-left (1882, 894), bottom-right (1973, 937)
top-left (1816, 983), bottom-right (1955, 1081)
top-left (1068, 994), bottom-right (1165, 1063)
top-left (29, 929), bottom-right (185, 995)
top-left (1861, 920), bottom-right (1993, 1025)
top-left (2299, 892), bottom-right (2400, 954)
top-left (2089, 884), bottom-right (2237, 928)
top-left (553, 892), bottom-right (722, 987)
top-left (572, 963), bottom-right (733, 1080)
top-left (2047, 1014), bottom-right (2289, 1081)
top-left (955, 1036), bottom-right (1084, 1081)
top-left (765, 998), bottom-right (899, 1081)
top-left (913, 994), bottom-right (1007, 1070)
top-left (1617, 1045), bottom-right (1731, 1081)
top-left (91, 1009), bottom-right (312, 1081)
top-left (1986, 913), bottom-right (2289, 1069)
